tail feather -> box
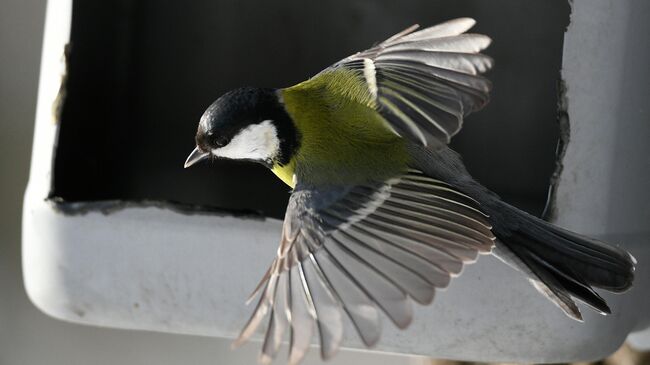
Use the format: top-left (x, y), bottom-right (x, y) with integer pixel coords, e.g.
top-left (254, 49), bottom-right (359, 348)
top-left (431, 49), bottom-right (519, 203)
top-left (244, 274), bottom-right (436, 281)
top-left (489, 201), bottom-right (635, 319)
top-left (407, 144), bottom-right (635, 319)
top-left (520, 216), bottom-right (634, 291)
top-left (494, 242), bottom-right (585, 320)
top-left (510, 236), bottom-right (610, 316)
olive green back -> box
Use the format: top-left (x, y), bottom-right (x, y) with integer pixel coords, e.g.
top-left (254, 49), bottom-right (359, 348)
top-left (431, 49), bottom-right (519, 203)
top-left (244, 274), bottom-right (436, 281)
top-left (274, 67), bottom-right (410, 188)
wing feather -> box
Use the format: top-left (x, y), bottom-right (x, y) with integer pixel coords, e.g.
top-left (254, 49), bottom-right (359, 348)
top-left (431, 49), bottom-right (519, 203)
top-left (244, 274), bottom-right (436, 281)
top-left (313, 248), bottom-right (381, 347)
top-left (333, 230), bottom-right (436, 305)
top-left (234, 169), bottom-right (495, 361)
top-left (324, 238), bottom-right (413, 329)
top-left (287, 267), bottom-right (315, 365)
top-left (292, 17), bottom-right (494, 148)
top-left (302, 253), bottom-right (344, 359)
top-left (385, 34), bottom-right (492, 53)
top-left (387, 18), bottom-right (477, 44)
top-left (377, 51), bottom-right (493, 75)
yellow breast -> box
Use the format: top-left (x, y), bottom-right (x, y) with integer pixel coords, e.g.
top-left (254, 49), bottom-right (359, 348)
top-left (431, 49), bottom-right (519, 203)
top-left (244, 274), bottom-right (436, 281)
top-left (271, 159), bottom-right (297, 188)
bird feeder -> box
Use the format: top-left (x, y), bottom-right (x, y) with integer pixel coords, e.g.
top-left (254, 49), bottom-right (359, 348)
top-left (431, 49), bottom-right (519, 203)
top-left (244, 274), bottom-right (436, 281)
top-left (23, 0), bottom-right (650, 362)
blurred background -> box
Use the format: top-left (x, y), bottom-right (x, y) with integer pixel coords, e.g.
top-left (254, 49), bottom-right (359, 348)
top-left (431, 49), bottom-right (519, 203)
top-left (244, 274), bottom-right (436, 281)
top-left (1, 0), bottom-right (647, 364)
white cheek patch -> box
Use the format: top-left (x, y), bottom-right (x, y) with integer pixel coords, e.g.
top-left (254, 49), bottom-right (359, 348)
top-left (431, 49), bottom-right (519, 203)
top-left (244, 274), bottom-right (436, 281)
top-left (212, 120), bottom-right (280, 162)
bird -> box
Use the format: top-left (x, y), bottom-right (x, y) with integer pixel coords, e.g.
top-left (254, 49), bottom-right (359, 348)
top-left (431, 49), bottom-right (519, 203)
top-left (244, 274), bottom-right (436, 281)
top-left (183, 18), bottom-right (635, 365)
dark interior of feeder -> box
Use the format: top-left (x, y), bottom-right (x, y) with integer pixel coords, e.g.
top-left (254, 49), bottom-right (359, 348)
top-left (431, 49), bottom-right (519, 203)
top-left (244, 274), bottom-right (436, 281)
top-left (52, 0), bottom-right (570, 219)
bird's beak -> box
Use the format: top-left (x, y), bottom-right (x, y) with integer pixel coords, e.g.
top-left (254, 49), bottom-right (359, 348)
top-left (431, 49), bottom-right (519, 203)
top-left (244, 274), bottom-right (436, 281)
top-left (184, 147), bottom-right (209, 168)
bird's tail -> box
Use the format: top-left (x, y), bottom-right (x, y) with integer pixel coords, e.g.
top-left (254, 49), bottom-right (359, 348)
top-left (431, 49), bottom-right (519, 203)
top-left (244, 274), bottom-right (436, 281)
top-left (408, 144), bottom-right (635, 320)
top-left (487, 200), bottom-right (636, 320)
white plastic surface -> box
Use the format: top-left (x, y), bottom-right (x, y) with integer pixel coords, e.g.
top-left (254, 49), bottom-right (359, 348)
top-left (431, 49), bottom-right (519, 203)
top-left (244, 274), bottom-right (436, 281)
top-left (23, 0), bottom-right (650, 362)
top-left (554, 0), bottom-right (650, 351)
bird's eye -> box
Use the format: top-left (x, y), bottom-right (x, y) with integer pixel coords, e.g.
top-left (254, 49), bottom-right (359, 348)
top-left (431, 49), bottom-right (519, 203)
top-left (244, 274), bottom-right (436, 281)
top-left (211, 134), bottom-right (229, 148)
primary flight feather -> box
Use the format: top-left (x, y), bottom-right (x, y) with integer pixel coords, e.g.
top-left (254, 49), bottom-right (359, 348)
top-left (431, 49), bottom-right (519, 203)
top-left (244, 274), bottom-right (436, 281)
top-left (184, 18), bottom-right (635, 365)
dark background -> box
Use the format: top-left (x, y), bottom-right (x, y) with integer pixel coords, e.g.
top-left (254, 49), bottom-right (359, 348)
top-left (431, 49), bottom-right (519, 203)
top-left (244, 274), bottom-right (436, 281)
top-left (53, 0), bottom-right (570, 219)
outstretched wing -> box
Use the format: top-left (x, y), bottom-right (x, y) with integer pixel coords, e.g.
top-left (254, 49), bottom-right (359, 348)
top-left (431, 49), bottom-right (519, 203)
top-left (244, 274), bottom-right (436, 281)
top-left (288, 18), bottom-right (493, 149)
top-left (233, 169), bottom-right (495, 364)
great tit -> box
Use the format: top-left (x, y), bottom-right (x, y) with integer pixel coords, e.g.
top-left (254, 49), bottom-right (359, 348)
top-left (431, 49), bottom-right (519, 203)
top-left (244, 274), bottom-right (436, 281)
top-left (184, 18), bottom-right (635, 364)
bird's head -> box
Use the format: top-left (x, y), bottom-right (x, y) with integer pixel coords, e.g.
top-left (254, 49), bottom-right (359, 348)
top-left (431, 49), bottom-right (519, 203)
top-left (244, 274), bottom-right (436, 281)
top-left (184, 87), bottom-right (299, 169)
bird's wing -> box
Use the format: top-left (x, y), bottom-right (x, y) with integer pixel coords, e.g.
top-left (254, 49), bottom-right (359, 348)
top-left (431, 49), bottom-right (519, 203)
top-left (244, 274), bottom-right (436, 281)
top-left (233, 168), bottom-right (495, 364)
top-left (287, 18), bottom-right (493, 149)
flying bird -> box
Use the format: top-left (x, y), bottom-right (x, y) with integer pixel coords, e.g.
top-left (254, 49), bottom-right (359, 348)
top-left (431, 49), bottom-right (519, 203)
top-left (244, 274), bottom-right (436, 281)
top-left (184, 18), bottom-right (635, 364)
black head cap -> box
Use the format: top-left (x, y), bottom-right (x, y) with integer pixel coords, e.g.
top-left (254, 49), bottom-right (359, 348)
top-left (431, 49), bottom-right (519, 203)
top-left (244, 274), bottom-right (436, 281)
top-left (194, 87), bottom-right (299, 165)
